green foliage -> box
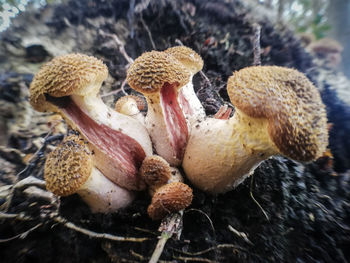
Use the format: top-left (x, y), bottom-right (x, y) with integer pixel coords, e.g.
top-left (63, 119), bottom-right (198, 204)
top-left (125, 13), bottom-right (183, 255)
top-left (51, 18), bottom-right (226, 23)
top-left (286, 0), bottom-right (331, 40)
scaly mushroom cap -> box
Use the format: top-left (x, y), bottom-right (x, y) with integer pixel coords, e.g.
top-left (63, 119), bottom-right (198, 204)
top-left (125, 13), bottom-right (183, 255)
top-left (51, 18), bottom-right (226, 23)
top-left (164, 46), bottom-right (203, 74)
top-left (44, 135), bottom-right (92, 196)
top-left (140, 155), bottom-right (171, 188)
top-left (228, 66), bottom-right (328, 161)
top-left (126, 51), bottom-right (190, 94)
top-left (30, 53), bottom-right (108, 112)
top-left (147, 182), bottom-right (193, 220)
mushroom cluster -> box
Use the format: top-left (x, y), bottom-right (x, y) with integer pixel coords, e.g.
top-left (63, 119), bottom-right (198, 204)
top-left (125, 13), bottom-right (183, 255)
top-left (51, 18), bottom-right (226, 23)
top-left (29, 47), bottom-right (328, 218)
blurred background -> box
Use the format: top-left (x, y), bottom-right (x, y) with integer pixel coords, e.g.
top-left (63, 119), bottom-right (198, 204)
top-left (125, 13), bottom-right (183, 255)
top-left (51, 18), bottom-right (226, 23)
top-left (2, 0), bottom-right (349, 78)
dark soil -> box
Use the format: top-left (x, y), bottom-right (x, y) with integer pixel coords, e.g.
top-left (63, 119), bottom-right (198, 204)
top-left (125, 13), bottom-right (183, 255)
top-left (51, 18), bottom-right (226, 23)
top-left (0, 0), bottom-right (349, 262)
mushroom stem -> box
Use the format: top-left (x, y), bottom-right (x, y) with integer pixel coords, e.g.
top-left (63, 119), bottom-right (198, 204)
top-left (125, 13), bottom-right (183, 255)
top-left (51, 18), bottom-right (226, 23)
top-left (77, 167), bottom-right (135, 213)
top-left (29, 54), bottom-right (153, 191)
top-left (127, 51), bottom-right (191, 166)
top-left (178, 75), bottom-right (206, 124)
top-left (183, 66), bottom-right (328, 194)
top-left (145, 86), bottom-right (188, 166)
top-left (44, 135), bottom-right (135, 213)
top-left (183, 109), bottom-right (277, 194)
top-left (71, 94), bottom-right (151, 154)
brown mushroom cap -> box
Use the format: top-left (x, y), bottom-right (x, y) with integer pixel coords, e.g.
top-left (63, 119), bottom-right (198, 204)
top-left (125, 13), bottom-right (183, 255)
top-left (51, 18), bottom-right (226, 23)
top-left (309, 38), bottom-right (343, 54)
top-left (126, 51), bottom-right (190, 95)
top-left (164, 46), bottom-right (203, 74)
top-left (114, 95), bottom-right (146, 113)
top-left (228, 66), bottom-right (328, 161)
top-left (30, 53), bottom-right (108, 112)
top-left (140, 155), bottom-right (171, 188)
top-left (44, 135), bottom-right (93, 196)
top-left (147, 182), bottom-right (193, 220)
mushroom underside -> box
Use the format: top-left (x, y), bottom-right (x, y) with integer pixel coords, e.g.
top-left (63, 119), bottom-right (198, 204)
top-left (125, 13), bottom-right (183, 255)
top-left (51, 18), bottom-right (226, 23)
top-left (160, 82), bottom-right (189, 160)
top-left (46, 95), bottom-right (146, 189)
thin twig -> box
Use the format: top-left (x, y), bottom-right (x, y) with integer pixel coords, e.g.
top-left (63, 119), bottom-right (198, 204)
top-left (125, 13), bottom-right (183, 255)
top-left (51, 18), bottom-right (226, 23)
top-left (185, 208), bottom-right (216, 236)
top-left (0, 211), bottom-right (33, 221)
top-left (252, 23), bottom-right (262, 66)
top-left (98, 30), bottom-right (134, 64)
top-left (0, 223), bottom-right (43, 243)
top-left (101, 78), bottom-right (129, 98)
top-left (135, 0), bottom-right (151, 13)
top-left (52, 216), bottom-right (149, 242)
top-left (227, 225), bottom-right (253, 245)
top-left (173, 243), bottom-right (248, 256)
top-left (149, 212), bottom-right (183, 263)
top-left (173, 256), bottom-right (218, 263)
top-left (140, 13), bottom-right (156, 49)
top-left (250, 174), bottom-right (269, 221)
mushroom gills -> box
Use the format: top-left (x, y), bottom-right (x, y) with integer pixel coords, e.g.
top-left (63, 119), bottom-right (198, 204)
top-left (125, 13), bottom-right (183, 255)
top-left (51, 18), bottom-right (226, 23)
top-left (46, 94), bottom-right (146, 190)
top-left (160, 82), bottom-right (189, 161)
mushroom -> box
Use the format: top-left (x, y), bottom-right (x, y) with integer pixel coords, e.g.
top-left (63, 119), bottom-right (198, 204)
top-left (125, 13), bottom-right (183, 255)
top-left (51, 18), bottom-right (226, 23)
top-left (114, 95), bottom-right (146, 124)
top-left (30, 54), bottom-right (153, 190)
top-left (44, 135), bottom-right (134, 213)
top-left (183, 66), bottom-right (328, 194)
top-left (127, 51), bottom-right (191, 166)
top-left (164, 46), bottom-right (205, 124)
top-left (140, 155), bottom-right (193, 220)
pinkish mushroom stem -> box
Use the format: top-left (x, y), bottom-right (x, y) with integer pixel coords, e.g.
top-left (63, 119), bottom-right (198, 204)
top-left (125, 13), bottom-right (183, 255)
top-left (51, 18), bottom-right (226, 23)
top-left (127, 51), bottom-right (191, 166)
top-left (45, 135), bottom-right (134, 213)
top-left (30, 54), bottom-right (153, 191)
top-left (164, 46), bottom-right (206, 125)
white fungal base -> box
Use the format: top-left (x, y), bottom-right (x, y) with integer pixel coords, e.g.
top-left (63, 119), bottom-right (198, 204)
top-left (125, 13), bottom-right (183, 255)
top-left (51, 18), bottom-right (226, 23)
top-left (183, 109), bottom-right (278, 194)
top-left (77, 167), bottom-right (135, 213)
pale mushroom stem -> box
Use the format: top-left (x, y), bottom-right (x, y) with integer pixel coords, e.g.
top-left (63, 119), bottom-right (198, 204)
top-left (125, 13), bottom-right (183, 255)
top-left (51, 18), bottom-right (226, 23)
top-left (178, 75), bottom-right (206, 124)
top-left (183, 109), bottom-right (278, 194)
top-left (78, 167), bottom-right (135, 213)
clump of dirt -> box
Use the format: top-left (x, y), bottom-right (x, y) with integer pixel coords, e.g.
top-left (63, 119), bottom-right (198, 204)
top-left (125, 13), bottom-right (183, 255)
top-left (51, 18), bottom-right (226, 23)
top-left (0, 0), bottom-right (349, 262)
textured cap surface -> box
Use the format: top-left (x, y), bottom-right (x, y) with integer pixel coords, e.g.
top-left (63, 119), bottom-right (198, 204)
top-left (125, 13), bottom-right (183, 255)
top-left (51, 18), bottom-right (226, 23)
top-left (164, 46), bottom-right (203, 74)
top-left (126, 51), bottom-right (190, 94)
top-left (30, 53), bottom-right (108, 112)
top-left (147, 182), bottom-right (193, 220)
top-left (44, 135), bottom-right (93, 196)
top-left (228, 66), bottom-right (328, 161)
top-left (140, 155), bottom-right (171, 187)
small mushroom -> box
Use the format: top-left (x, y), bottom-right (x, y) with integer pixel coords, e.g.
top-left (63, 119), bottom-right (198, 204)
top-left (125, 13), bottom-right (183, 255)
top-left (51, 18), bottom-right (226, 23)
top-left (30, 54), bottom-right (153, 190)
top-left (114, 95), bottom-right (146, 124)
top-left (183, 66), bottom-right (328, 194)
top-left (127, 51), bottom-right (191, 166)
top-left (140, 155), bottom-right (193, 220)
top-left (164, 46), bottom-right (205, 124)
top-left (44, 135), bottom-right (134, 213)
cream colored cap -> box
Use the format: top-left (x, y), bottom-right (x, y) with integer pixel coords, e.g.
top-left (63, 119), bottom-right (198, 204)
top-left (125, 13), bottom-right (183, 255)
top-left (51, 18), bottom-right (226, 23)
top-left (164, 46), bottom-right (203, 74)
